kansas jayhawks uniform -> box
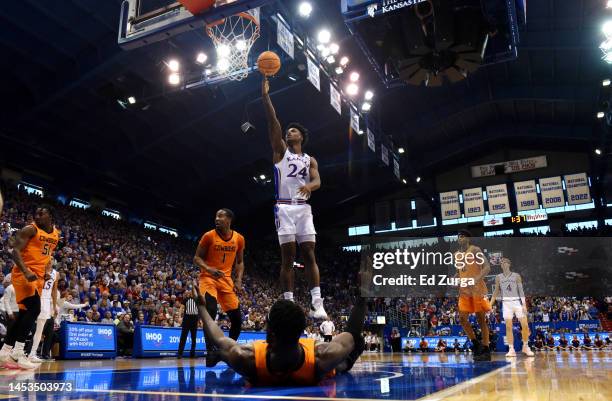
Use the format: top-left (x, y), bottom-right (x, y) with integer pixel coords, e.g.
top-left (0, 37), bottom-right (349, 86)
top-left (496, 272), bottom-right (525, 319)
top-left (273, 148), bottom-right (316, 244)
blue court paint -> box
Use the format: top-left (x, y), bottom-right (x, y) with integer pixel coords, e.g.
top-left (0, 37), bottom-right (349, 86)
top-left (0, 356), bottom-right (508, 401)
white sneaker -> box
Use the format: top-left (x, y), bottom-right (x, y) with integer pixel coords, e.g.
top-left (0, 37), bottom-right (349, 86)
top-left (506, 348), bottom-right (516, 357)
top-left (17, 356), bottom-right (39, 370)
top-left (28, 355), bottom-right (44, 364)
top-left (0, 351), bottom-right (17, 369)
top-left (309, 299), bottom-right (328, 320)
top-left (522, 346), bottom-right (535, 357)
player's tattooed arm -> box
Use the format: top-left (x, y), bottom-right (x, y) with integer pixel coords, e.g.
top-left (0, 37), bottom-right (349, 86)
top-left (11, 225), bottom-right (38, 281)
top-left (262, 77), bottom-right (286, 161)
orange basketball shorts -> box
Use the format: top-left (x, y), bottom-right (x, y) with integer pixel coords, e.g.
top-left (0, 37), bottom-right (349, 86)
top-left (13, 276), bottom-right (43, 310)
top-left (199, 276), bottom-right (239, 312)
top-left (458, 296), bottom-right (491, 313)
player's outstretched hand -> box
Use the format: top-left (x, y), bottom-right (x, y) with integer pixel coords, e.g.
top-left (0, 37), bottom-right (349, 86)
top-left (193, 280), bottom-right (206, 306)
top-left (262, 77), bottom-right (269, 96)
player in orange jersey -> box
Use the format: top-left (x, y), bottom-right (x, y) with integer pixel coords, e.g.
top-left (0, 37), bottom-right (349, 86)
top-left (455, 229), bottom-right (492, 362)
top-left (0, 205), bottom-right (60, 370)
top-left (191, 274), bottom-right (367, 386)
top-left (193, 208), bottom-right (245, 367)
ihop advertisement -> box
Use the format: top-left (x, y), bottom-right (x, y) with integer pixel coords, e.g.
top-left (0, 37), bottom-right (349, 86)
top-left (133, 325), bottom-right (266, 358)
top-left (60, 322), bottom-right (117, 359)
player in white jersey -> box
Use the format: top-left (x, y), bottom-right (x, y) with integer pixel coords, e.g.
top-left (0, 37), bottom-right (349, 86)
top-left (262, 77), bottom-right (327, 319)
top-left (28, 261), bottom-right (58, 362)
top-left (490, 257), bottom-right (534, 357)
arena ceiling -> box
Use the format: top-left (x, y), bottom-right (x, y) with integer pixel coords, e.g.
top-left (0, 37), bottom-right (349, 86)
top-left (0, 0), bottom-right (608, 235)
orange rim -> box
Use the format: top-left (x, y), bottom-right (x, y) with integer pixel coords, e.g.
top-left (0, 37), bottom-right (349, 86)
top-left (206, 11), bottom-right (259, 29)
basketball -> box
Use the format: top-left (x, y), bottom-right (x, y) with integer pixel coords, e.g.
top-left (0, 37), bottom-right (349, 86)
top-left (257, 51), bottom-right (281, 76)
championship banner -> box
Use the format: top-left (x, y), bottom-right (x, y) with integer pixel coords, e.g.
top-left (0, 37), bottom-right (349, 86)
top-left (350, 106), bottom-right (360, 133)
top-left (462, 187), bottom-right (485, 217)
top-left (472, 155), bottom-right (547, 178)
top-left (514, 180), bottom-right (539, 211)
top-left (539, 176), bottom-right (565, 208)
top-left (367, 128), bottom-right (375, 152)
top-left (307, 57), bottom-right (320, 91)
top-left (381, 144), bottom-right (389, 166)
top-left (565, 173), bottom-right (591, 205)
top-left (393, 158), bottom-right (400, 179)
top-left (439, 190), bottom-right (460, 220)
top-left (276, 19), bottom-right (294, 59)
top-left (485, 183), bottom-right (510, 214)
top-left (330, 83), bottom-right (342, 115)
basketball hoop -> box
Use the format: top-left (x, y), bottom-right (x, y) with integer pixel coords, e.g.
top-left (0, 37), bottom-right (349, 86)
top-left (206, 8), bottom-right (260, 81)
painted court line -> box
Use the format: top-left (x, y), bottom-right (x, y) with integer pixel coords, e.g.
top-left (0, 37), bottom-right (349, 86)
top-left (74, 388), bottom-right (409, 401)
top-left (414, 363), bottom-right (512, 401)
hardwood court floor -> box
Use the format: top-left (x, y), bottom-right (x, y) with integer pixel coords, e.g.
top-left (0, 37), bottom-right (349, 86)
top-left (0, 351), bottom-right (609, 401)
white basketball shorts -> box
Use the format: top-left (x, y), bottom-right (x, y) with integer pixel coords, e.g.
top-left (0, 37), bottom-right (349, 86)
top-left (274, 204), bottom-right (316, 244)
top-left (502, 299), bottom-right (525, 320)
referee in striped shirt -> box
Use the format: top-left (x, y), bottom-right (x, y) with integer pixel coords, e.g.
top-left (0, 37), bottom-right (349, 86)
top-left (178, 289), bottom-right (199, 358)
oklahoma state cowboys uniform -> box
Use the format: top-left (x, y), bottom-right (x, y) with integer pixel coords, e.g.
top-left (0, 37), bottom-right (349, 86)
top-left (455, 246), bottom-right (491, 313)
top-left (252, 338), bottom-right (335, 385)
top-left (198, 229), bottom-right (245, 312)
top-left (12, 224), bottom-right (60, 309)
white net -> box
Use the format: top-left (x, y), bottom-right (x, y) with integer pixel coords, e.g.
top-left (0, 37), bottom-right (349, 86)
top-left (206, 8), bottom-right (260, 81)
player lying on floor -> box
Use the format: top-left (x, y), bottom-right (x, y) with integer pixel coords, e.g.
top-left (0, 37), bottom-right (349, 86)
top-left (193, 280), bottom-right (366, 386)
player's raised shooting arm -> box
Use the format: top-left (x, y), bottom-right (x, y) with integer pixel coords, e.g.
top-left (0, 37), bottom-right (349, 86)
top-left (490, 275), bottom-right (500, 305)
top-left (308, 157), bottom-right (321, 191)
top-left (262, 78), bottom-right (286, 159)
top-left (11, 225), bottom-right (37, 274)
top-left (193, 282), bottom-right (255, 377)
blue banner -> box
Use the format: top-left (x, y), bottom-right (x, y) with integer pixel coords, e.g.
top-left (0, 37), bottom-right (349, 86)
top-left (402, 336), bottom-right (468, 350)
top-left (133, 325), bottom-right (267, 358)
top-left (60, 322), bottom-right (117, 359)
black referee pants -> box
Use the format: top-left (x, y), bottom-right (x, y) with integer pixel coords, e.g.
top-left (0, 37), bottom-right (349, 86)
top-left (178, 315), bottom-right (198, 357)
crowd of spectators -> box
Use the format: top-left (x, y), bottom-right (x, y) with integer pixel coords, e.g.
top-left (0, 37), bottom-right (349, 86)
top-left (0, 186), bottom-right (610, 352)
